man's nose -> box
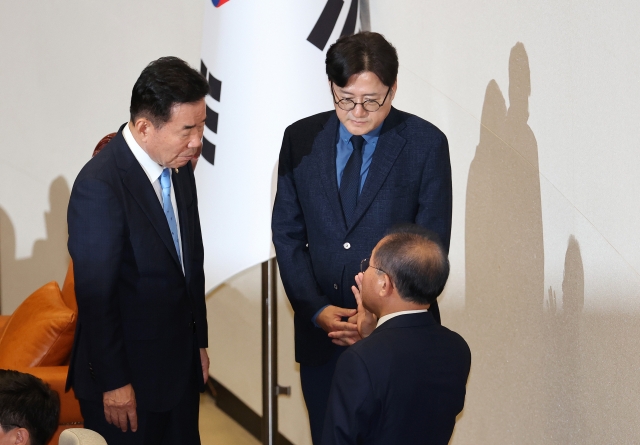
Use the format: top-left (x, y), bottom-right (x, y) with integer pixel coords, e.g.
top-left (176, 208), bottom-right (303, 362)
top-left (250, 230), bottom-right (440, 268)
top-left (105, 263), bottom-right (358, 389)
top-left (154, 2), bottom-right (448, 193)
top-left (352, 103), bottom-right (368, 117)
top-left (189, 136), bottom-right (203, 150)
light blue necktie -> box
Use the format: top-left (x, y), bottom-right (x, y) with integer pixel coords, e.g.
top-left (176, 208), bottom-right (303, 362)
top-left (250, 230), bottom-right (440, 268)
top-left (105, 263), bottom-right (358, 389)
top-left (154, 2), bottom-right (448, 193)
top-left (160, 168), bottom-right (182, 265)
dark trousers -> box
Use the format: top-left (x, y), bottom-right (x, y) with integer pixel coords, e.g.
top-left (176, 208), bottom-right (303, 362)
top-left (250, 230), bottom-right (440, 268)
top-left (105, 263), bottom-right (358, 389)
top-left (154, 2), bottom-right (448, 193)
top-left (79, 368), bottom-right (201, 445)
top-left (300, 346), bottom-right (347, 445)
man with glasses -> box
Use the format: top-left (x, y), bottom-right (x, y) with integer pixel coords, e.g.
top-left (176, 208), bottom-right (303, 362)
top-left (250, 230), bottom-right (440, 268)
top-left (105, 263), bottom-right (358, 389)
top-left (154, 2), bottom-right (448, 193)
top-left (0, 369), bottom-right (60, 445)
top-left (321, 225), bottom-right (470, 444)
top-left (272, 32), bottom-right (452, 443)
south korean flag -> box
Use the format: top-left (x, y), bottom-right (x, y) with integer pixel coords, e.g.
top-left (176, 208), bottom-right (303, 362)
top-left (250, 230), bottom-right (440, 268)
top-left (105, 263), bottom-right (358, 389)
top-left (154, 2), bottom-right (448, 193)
top-left (198, 0), bottom-right (370, 292)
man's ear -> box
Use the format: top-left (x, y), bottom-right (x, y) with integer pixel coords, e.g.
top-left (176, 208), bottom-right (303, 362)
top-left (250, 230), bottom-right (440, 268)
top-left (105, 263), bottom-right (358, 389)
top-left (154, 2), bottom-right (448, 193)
top-left (379, 273), bottom-right (394, 298)
top-left (132, 117), bottom-right (153, 142)
top-left (14, 428), bottom-right (30, 444)
top-left (328, 80), bottom-right (336, 100)
top-left (390, 80), bottom-right (398, 100)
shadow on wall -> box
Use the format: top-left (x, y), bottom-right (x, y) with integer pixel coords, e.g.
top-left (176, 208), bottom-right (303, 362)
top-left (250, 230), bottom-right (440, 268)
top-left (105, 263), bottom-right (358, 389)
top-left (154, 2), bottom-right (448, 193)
top-left (463, 42), bottom-right (546, 443)
top-left (459, 42), bottom-right (590, 445)
top-left (544, 236), bottom-right (584, 444)
top-left (0, 176), bottom-right (71, 314)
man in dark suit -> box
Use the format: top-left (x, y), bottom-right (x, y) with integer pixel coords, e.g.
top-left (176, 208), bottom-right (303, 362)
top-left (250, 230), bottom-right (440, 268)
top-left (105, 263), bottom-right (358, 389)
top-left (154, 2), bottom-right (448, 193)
top-left (272, 32), bottom-right (452, 443)
top-left (322, 225), bottom-right (471, 445)
top-left (66, 57), bottom-right (209, 444)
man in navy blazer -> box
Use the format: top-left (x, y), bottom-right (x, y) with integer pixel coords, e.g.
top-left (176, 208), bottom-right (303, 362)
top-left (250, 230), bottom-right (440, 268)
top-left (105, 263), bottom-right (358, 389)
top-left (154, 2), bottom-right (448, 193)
top-left (66, 57), bottom-right (209, 444)
top-left (321, 225), bottom-right (471, 445)
top-left (272, 32), bottom-right (452, 443)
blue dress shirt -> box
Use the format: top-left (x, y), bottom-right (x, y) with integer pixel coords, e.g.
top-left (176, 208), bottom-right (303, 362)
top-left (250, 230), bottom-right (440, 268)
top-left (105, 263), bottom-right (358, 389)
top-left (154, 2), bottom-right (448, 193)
top-left (312, 121), bottom-right (384, 327)
top-left (336, 122), bottom-right (382, 191)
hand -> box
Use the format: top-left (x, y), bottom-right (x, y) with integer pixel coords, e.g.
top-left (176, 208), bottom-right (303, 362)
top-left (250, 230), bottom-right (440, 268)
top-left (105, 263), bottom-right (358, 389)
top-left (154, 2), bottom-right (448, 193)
top-left (200, 348), bottom-right (210, 384)
top-left (328, 307), bottom-right (362, 346)
top-left (316, 305), bottom-right (358, 334)
top-left (352, 273), bottom-right (377, 339)
top-left (328, 326), bottom-right (362, 346)
top-left (327, 274), bottom-right (377, 345)
top-left (103, 384), bottom-right (137, 432)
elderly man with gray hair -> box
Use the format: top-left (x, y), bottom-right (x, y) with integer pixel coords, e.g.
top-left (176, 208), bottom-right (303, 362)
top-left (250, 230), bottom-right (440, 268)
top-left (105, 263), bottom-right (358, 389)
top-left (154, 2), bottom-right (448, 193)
top-left (322, 224), bottom-right (471, 445)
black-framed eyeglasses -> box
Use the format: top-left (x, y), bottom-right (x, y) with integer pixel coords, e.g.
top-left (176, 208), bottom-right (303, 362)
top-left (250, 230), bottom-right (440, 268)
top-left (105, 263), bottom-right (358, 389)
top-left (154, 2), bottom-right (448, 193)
top-left (331, 83), bottom-right (392, 112)
top-left (360, 257), bottom-right (386, 274)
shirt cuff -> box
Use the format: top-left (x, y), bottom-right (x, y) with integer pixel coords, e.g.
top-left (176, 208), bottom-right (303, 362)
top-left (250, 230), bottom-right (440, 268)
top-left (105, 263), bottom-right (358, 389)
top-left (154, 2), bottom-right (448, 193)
top-left (312, 305), bottom-right (330, 328)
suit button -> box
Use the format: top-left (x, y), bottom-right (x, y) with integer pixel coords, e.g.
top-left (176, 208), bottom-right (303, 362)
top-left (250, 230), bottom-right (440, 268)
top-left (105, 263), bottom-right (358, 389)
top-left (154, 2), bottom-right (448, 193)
top-left (343, 242), bottom-right (351, 250)
top-left (334, 284), bottom-right (338, 290)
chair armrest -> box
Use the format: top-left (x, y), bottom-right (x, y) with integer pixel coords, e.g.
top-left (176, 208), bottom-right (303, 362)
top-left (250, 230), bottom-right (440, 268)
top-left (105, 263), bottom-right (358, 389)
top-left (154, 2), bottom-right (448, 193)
top-left (17, 366), bottom-right (82, 425)
top-left (0, 315), bottom-right (10, 334)
top-left (59, 428), bottom-right (107, 445)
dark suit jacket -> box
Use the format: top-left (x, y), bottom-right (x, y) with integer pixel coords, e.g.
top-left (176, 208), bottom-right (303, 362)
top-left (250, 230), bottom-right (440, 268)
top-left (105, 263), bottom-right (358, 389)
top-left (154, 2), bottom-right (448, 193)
top-left (321, 312), bottom-right (471, 445)
top-left (272, 107), bottom-right (452, 365)
top-left (66, 128), bottom-right (207, 412)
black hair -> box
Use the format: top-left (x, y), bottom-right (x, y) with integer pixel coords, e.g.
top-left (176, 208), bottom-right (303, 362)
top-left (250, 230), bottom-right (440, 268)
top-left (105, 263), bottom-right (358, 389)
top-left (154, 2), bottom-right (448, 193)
top-left (130, 56), bottom-right (209, 127)
top-left (374, 224), bottom-right (450, 305)
top-left (326, 32), bottom-right (399, 87)
top-left (0, 370), bottom-right (60, 445)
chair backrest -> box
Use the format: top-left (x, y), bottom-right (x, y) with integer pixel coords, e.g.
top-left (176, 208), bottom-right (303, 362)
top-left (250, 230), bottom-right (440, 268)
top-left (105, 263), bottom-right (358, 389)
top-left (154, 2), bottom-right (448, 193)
top-left (60, 262), bottom-right (77, 313)
top-left (92, 133), bottom-right (116, 158)
top-left (59, 428), bottom-right (107, 445)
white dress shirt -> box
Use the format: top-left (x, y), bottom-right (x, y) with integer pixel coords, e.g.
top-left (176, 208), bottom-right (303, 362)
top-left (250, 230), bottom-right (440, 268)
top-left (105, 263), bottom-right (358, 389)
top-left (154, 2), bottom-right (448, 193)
top-left (376, 309), bottom-right (429, 329)
top-left (123, 124), bottom-right (184, 274)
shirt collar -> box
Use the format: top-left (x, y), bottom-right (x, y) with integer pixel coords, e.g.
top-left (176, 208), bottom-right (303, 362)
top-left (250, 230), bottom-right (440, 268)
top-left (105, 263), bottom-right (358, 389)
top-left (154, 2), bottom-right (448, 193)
top-left (122, 123), bottom-right (164, 184)
top-left (338, 121), bottom-right (383, 145)
top-left (375, 309), bottom-right (429, 329)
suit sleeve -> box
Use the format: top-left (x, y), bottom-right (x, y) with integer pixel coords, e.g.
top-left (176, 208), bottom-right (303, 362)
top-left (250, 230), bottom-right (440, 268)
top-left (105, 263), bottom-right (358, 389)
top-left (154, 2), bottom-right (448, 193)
top-left (272, 127), bottom-right (332, 322)
top-left (188, 163), bottom-right (208, 348)
top-left (416, 131), bottom-right (452, 253)
top-left (68, 177), bottom-right (130, 392)
top-left (321, 348), bottom-right (379, 445)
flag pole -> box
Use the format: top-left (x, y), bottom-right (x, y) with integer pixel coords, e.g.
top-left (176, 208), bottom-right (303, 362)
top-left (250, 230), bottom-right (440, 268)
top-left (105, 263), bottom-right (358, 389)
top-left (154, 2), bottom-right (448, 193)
top-left (359, 0), bottom-right (371, 31)
top-left (262, 258), bottom-right (290, 445)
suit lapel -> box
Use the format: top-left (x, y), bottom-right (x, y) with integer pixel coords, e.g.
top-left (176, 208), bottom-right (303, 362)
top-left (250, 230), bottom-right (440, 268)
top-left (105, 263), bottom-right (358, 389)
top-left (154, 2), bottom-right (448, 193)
top-left (347, 108), bottom-right (407, 233)
top-left (114, 133), bottom-right (183, 270)
top-left (317, 114), bottom-right (347, 229)
top-left (173, 165), bottom-right (192, 282)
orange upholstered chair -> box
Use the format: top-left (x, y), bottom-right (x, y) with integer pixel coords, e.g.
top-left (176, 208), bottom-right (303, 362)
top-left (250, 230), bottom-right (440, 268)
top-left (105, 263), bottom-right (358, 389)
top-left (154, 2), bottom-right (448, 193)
top-left (0, 261), bottom-right (82, 445)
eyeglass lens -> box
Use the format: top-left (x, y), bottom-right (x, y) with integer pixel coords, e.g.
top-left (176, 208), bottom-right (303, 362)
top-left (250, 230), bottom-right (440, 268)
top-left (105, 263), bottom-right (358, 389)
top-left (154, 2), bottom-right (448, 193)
top-left (337, 100), bottom-right (381, 112)
top-left (332, 84), bottom-right (391, 112)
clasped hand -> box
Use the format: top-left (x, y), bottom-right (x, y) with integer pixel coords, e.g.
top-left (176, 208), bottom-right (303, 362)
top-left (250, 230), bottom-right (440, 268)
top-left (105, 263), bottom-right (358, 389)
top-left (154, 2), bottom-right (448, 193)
top-left (323, 273), bottom-right (377, 346)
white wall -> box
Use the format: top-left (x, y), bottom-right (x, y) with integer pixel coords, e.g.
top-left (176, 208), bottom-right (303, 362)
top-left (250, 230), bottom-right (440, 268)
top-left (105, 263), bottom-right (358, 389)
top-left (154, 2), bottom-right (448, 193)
top-left (368, 2), bottom-right (640, 443)
top-left (4, 1), bottom-right (640, 444)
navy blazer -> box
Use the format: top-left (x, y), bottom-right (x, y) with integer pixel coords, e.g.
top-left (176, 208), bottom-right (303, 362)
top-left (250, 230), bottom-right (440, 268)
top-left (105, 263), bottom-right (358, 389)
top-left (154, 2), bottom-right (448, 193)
top-left (66, 128), bottom-right (207, 412)
top-left (272, 107), bottom-right (452, 365)
top-left (321, 312), bottom-right (471, 445)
